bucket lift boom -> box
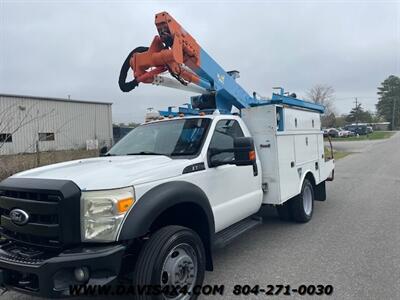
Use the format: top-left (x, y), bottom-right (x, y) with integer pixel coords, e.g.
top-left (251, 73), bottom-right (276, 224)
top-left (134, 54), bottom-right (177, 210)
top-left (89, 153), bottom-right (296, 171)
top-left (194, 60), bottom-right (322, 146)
top-left (119, 12), bottom-right (324, 115)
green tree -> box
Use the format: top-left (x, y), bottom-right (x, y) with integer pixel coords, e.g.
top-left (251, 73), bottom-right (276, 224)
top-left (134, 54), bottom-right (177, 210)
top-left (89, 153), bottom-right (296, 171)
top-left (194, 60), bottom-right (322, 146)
top-left (376, 75), bottom-right (400, 130)
top-left (345, 103), bottom-right (373, 124)
top-left (371, 113), bottom-right (384, 123)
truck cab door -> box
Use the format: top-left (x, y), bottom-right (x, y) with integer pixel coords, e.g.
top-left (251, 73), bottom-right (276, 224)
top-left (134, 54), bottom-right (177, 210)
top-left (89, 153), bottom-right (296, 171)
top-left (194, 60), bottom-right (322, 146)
top-left (205, 119), bottom-right (262, 232)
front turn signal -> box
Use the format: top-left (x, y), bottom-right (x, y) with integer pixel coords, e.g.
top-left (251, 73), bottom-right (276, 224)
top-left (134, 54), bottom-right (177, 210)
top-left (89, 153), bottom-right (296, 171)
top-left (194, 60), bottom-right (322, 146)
top-left (117, 197), bottom-right (134, 213)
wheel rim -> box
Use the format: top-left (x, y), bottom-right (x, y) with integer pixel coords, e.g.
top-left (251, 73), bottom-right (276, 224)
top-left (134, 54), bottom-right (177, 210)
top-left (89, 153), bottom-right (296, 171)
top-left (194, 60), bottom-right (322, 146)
top-left (303, 185), bottom-right (313, 216)
top-left (160, 243), bottom-right (198, 300)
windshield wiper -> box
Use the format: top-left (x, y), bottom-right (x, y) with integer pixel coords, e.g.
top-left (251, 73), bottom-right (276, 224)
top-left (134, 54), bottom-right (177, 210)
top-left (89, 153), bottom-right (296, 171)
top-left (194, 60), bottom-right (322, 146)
top-left (170, 152), bottom-right (194, 156)
top-left (126, 151), bottom-right (167, 156)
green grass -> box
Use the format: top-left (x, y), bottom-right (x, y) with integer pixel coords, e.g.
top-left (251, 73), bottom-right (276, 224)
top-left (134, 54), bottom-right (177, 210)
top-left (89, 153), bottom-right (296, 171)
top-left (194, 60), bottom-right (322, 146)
top-left (324, 147), bottom-right (351, 160)
top-left (326, 131), bottom-right (395, 142)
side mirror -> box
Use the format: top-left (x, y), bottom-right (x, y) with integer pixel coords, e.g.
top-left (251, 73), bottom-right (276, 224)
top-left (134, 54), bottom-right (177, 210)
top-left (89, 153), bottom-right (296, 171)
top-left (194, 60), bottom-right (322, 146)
top-left (99, 146), bottom-right (108, 156)
top-left (234, 137), bottom-right (256, 166)
top-left (208, 137), bottom-right (256, 168)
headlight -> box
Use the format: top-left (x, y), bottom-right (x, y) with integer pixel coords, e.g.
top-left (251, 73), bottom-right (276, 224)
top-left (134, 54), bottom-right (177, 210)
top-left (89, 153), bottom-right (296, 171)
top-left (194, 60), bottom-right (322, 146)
top-left (81, 187), bottom-right (135, 242)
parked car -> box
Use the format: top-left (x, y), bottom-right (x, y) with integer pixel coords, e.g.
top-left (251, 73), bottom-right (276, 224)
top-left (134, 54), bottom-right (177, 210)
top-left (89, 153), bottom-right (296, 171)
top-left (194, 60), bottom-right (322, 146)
top-left (326, 128), bottom-right (340, 137)
top-left (346, 130), bottom-right (356, 137)
top-left (337, 128), bottom-right (354, 137)
top-left (344, 124), bottom-right (368, 135)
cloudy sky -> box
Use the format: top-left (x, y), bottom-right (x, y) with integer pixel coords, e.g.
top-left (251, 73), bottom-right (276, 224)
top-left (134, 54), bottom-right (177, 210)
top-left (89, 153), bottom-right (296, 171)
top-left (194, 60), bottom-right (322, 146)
top-left (1, 0), bottom-right (399, 123)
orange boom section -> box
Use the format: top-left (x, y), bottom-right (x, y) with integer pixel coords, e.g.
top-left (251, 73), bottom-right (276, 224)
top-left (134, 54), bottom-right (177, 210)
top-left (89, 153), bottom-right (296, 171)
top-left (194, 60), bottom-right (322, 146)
top-left (130, 12), bottom-right (202, 85)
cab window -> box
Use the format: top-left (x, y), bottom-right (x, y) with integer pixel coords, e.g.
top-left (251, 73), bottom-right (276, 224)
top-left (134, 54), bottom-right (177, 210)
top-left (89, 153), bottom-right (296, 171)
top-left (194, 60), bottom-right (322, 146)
top-left (208, 119), bottom-right (244, 164)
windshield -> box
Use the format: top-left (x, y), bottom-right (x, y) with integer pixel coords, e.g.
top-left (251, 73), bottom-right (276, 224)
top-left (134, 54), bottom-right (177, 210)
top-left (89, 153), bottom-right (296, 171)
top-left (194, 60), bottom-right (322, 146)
top-left (108, 118), bottom-right (211, 157)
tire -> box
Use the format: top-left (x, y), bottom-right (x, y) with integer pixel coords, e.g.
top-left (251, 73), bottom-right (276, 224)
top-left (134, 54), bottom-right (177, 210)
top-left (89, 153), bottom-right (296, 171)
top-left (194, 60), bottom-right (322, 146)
top-left (289, 179), bottom-right (314, 223)
top-left (133, 225), bottom-right (206, 300)
top-left (276, 201), bottom-right (292, 221)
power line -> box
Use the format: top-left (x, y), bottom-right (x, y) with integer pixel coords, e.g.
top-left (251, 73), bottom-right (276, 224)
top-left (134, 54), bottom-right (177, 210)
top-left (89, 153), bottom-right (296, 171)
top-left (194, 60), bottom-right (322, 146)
top-left (335, 96), bottom-right (377, 101)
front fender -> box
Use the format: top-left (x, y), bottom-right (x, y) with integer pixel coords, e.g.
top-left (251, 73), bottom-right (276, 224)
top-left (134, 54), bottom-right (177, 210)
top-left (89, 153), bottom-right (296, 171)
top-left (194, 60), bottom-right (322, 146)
top-left (117, 181), bottom-right (215, 241)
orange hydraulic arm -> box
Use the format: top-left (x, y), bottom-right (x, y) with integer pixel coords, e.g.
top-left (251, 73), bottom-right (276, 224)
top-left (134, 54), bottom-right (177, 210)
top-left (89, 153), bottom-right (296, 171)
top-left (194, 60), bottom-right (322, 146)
top-left (128, 12), bottom-right (203, 87)
top-left (118, 11), bottom-right (256, 111)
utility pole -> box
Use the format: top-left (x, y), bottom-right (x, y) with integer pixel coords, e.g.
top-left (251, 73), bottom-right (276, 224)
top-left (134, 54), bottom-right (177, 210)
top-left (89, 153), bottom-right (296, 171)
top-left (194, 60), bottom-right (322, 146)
top-left (392, 97), bottom-right (396, 130)
top-left (354, 97), bottom-right (359, 124)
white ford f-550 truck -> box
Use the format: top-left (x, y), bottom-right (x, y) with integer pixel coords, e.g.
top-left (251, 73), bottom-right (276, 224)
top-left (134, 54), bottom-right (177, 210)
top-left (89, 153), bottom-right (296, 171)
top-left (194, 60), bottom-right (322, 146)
top-left (0, 11), bottom-right (334, 299)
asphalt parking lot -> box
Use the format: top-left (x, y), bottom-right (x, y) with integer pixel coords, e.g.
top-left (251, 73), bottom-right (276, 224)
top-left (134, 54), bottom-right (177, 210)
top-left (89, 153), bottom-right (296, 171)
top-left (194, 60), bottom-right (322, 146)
top-left (3, 133), bottom-right (400, 300)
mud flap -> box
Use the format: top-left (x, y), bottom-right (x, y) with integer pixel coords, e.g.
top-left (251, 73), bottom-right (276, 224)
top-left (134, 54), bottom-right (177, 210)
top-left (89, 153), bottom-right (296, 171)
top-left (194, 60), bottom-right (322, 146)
top-left (314, 181), bottom-right (327, 201)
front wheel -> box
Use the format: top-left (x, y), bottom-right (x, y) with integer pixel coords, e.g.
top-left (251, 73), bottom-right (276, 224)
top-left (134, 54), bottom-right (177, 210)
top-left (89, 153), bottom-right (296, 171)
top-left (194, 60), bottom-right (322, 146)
top-left (133, 225), bottom-right (206, 300)
top-left (289, 179), bottom-right (314, 223)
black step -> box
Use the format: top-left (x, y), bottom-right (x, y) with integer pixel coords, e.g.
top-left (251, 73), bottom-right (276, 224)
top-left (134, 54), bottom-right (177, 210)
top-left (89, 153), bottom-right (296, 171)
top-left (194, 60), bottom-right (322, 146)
top-left (213, 216), bottom-right (262, 249)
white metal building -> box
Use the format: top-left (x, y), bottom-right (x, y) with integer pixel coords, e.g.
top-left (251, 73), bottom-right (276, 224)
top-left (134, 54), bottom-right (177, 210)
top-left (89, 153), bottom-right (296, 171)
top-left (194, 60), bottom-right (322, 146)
top-left (0, 94), bottom-right (113, 155)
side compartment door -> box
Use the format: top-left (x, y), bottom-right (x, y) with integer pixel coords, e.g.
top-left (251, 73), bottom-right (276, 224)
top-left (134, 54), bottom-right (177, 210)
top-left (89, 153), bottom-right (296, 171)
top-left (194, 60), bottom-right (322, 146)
top-left (206, 119), bottom-right (262, 232)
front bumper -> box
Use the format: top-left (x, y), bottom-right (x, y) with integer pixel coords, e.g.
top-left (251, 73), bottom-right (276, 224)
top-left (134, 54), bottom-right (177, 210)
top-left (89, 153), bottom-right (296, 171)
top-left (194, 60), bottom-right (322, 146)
top-left (0, 241), bottom-right (126, 297)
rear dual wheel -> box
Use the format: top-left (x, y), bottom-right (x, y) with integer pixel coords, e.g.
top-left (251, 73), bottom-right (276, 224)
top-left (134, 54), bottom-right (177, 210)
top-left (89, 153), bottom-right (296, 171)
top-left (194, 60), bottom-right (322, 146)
top-left (276, 179), bottom-right (314, 223)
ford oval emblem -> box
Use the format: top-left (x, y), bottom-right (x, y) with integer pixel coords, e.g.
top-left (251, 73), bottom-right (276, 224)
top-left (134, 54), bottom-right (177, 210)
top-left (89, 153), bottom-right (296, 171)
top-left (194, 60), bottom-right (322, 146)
top-left (9, 209), bottom-right (30, 226)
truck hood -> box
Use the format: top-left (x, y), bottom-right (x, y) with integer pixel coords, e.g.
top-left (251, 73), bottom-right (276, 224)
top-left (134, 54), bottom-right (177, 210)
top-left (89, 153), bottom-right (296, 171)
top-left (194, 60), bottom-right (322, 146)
top-left (12, 156), bottom-right (191, 190)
